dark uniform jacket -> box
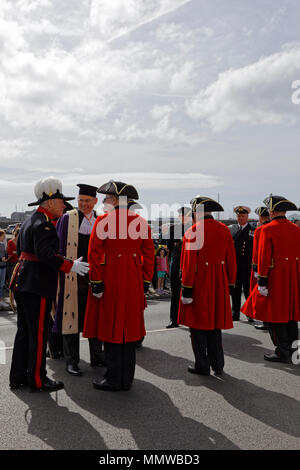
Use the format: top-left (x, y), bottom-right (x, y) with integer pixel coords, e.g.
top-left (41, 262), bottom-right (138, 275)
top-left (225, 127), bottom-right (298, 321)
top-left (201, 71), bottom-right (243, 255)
top-left (167, 222), bottom-right (191, 276)
top-left (232, 223), bottom-right (255, 273)
top-left (11, 207), bottom-right (72, 300)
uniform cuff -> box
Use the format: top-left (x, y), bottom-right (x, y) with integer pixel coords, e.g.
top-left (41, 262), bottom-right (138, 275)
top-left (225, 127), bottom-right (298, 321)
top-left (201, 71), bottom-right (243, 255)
top-left (60, 258), bottom-right (73, 273)
top-left (182, 286), bottom-right (193, 298)
top-left (257, 275), bottom-right (268, 287)
top-left (90, 281), bottom-right (104, 294)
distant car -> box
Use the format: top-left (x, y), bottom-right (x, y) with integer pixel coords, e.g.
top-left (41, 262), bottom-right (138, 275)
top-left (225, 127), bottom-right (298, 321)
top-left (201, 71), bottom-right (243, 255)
top-left (5, 224), bottom-right (21, 234)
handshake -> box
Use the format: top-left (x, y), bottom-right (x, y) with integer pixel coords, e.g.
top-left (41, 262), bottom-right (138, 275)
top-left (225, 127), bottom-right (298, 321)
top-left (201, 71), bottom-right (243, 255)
top-left (70, 257), bottom-right (90, 276)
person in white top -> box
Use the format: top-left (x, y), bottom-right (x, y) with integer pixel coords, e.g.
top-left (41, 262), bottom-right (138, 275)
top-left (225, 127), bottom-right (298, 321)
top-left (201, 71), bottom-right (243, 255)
top-left (53, 184), bottom-right (104, 376)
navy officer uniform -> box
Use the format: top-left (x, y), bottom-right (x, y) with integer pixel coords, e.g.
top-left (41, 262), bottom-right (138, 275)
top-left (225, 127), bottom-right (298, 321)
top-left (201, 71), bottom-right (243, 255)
top-left (9, 177), bottom-right (89, 392)
top-left (229, 206), bottom-right (255, 321)
top-left (166, 207), bottom-right (192, 328)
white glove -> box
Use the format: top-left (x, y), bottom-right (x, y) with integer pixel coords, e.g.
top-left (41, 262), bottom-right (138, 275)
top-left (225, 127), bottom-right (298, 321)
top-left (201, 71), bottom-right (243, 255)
top-left (258, 286), bottom-right (268, 296)
top-left (70, 257), bottom-right (90, 276)
top-left (181, 296), bottom-right (193, 305)
top-left (254, 272), bottom-right (258, 279)
top-left (93, 292), bottom-right (103, 299)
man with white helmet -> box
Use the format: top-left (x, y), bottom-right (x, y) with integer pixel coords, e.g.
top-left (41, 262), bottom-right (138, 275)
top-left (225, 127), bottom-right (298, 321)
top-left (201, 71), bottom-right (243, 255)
top-left (9, 177), bottom-right (89, 392)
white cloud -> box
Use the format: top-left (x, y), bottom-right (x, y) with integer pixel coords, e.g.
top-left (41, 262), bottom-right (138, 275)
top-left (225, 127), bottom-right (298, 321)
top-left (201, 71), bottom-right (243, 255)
top-left (16, 0), bottom-right (52, 14)
top-left (151, 104), bottom-right (174, 120)
top-left (89, 0), bottom-right (192, 41)
top-left (1, 0), bottom-right (300, 218)
top-left (60, 171), bottom-right (223, 191)
top-left (186, 45), bottom-right (300, 132)
top-left (0, 138), bottom-right (33, 160)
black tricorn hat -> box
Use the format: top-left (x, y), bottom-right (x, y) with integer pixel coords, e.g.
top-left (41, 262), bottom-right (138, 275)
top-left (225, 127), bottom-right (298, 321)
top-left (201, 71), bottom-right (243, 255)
top-left (127, 200), bottom-right (142, 210)
top-left (263, 194), bottom-right (298, 212)
top-left (255, 206), bottom-right (270, 217)
top-left (178, 206), bottom-right (192, 217)
top-left (28, 177), bottom-right (75, 207)
top-left (190, 196), bottom-right (224, 213)
top-left (97, 180), bottom-right (139, 200)
top-left (77, 184), bottom-right (98, 197)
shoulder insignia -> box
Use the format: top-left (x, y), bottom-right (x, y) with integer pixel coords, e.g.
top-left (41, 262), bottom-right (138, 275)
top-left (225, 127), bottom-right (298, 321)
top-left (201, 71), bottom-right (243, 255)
top-left (44, 227), bottom-right (51, 230)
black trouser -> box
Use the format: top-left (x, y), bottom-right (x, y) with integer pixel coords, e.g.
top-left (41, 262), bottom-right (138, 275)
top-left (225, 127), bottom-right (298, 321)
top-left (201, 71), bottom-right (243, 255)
top-left (170, 263), bottom-right (181, 324)
top-left (190, 328), bottom-right (224, 374)
top-left (47, 317), bottom-right (63, 357)
top-left (10, 291), bottom-right (52, 388)
top-left (63, 275), bottom-right (103, 366)
top-left (104, 341), bottom-right (136, 390)
top-left (63, 334), bottom-right (103, 366)
top-left (268, 321), bottom-right (298, 360)
top-left (231, 267), bottom-right (251, 318)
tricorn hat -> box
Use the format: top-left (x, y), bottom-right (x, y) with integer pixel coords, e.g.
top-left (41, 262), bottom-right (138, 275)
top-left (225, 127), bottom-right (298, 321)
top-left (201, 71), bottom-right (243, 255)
top-left (255, 206), bottom-right (270, 217)
top-left (178, 206), bottom-right (192, 217)
top-left (127, 200), bottom-right (143, 210)
top-left (77, 184), bottom-right (98, 198)
top-left (97, 180), bottom-right (139, 200)
top-left (234, 206), bottom-right (251, 214)
top-left (263, 194), bottom-right (298, 212)
top-left (190, 196), bottom-right (224, 213)
top-left (28, 177), bottom-right (75, 207)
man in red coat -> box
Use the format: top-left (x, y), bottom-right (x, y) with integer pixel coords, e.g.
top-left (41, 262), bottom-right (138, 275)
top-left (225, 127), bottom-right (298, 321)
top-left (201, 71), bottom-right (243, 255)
top-left (250, 206), bottom-right (270, 331)
top-left (242, 195), bottom-right (300, 363)
top-left (178, 196), bottom-right (237, 376)
top-left (83, 181), bottom-right (154, 391)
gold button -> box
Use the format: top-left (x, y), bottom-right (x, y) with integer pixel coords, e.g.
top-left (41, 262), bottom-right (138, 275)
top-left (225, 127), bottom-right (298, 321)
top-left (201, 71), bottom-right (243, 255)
top-left (296, 258), bottom-right (299, 260)
top-left (206, 262), bottom-right (209, 265)
top-left (133, 254), bottom-right (136, 257)
top-left (286, 257), bottom-right (288, 260)
top-left (221, 261), bottom-right (225, 264)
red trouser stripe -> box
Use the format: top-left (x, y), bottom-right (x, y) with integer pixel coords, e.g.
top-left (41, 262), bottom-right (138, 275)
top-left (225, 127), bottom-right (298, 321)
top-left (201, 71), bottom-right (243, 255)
top-left (35, 297), bottom-right (46, 389)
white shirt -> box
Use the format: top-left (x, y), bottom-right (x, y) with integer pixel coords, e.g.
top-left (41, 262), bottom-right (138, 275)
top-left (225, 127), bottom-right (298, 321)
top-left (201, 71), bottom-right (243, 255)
top-left (79, 211), bottom-right (96, 235)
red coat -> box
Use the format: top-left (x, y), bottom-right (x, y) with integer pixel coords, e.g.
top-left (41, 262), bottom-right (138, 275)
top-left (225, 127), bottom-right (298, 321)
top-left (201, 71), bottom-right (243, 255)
top-left (178, 217), bottom-right (236, 330)
top-left (83, 208), bottom-right (154, 343)
top-left (249, 224), bottom-right (264, 293)
top-left (242, 217), bottom-right (300, 322)
top-left (7, 239), bottom-right (18, 263)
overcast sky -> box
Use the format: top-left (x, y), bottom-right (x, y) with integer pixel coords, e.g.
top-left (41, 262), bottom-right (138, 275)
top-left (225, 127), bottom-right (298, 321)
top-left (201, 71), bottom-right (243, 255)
top-left (0, 0), bottom-right (300, 219)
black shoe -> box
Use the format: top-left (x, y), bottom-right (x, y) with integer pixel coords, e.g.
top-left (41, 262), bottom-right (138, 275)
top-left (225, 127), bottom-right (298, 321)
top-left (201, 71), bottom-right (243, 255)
top-left (90, 359), bottom-right (106, 367)
top-left (247, 317), bottom-right (254, 323)
top-left (31, 378), bottom-right (64, 392)
top-left (187, 365), bottom-right (210, 376)
top-left (50, 352), bottom-right (61, 359)
top-left (212, 369), bottom-right (223, 376)
top-left (166, 322), bottom-right (179, 329)
top-left (255, 324), bottom-right (268, 330)
top-left (92, 378), bottom-right (121, 391)
top-left (9, 381), bottom-right (28, 390)
top-left (264, 353), bottom-right (292, 364)
top-left (122, 386), bottom-right (131, 391)
top-left (66, 364), bottom-right (82, 376)
top-left (232, 316), bottom-right (240, 321)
